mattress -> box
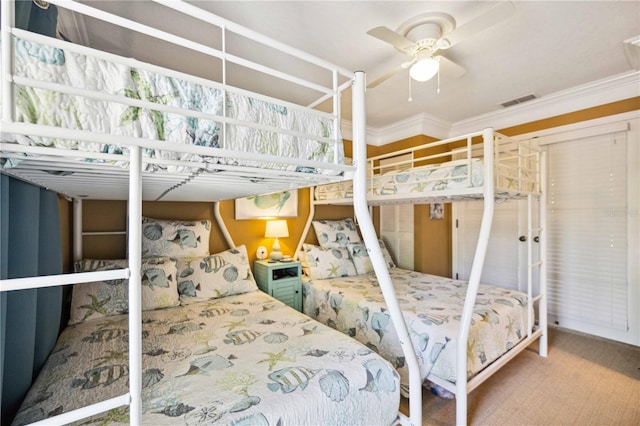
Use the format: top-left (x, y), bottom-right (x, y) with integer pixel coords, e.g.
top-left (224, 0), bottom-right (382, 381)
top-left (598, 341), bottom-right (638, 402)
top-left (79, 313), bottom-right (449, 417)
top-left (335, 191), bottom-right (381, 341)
top-left (12, 291), bottom-right (400, 426)
top-left (314, 158), bottom-right (534, 201)
top-left (302, 268), bottom-right (530, 393)
top-left (2, 38), bottom-right (343, 174)
top-left (315, 159), bottom-right (484, 201)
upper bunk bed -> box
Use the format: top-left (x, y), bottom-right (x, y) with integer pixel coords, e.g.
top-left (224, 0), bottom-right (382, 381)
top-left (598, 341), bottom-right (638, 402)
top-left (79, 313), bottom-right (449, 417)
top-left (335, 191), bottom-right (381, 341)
top-left (1, 0), bottom-right (354, 202)
top-left (0, 1), bottom-right (422, 426)
top-left (313, 128), bottom-right (543, 205)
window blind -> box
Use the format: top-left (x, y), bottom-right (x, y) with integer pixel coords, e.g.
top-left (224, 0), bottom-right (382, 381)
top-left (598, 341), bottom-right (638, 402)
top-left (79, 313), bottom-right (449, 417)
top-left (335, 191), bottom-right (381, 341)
top-left (380, 154), bottom-right (414, 270)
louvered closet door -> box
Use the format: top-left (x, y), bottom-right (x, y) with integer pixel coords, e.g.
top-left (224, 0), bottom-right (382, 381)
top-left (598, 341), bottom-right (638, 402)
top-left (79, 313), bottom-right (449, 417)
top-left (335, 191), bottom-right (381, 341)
top-left (380, 154), bottom-right (414, 270)
top-left (547, 129), bottom-right (634, 343)
top-left (453, 198), bottom-right (538, 292)
top-left (381, 204), bottom-right (414, 270)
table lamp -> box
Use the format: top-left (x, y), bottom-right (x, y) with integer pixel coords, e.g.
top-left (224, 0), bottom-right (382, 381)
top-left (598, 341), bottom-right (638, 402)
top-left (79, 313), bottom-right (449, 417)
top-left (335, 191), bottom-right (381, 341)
top-left (265, 219), bottom-right (288, 261)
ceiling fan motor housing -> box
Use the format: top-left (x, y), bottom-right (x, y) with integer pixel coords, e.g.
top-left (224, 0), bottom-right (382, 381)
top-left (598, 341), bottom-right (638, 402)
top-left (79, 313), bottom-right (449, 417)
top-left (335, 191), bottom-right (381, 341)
top-left (397, 12), bottom-right (456, 55)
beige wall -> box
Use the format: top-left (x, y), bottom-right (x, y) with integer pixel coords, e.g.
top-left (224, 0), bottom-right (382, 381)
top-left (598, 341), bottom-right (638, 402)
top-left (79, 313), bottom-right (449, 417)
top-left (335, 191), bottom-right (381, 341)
top-left (66, 188), bottom-right (357, 267)
top-left (60, 97), bottom-right (640, 273)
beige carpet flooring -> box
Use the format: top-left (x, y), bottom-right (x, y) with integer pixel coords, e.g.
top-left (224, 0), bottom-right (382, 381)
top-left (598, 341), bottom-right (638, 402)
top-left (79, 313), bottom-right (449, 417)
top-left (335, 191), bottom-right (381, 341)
top-left (400, 327), bottom-right (640, 425)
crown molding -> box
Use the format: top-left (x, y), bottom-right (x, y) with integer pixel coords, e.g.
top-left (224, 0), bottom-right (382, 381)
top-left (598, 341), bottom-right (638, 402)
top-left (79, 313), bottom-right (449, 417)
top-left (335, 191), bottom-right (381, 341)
top-left (341, 112), bottom-right (451, 145)
top-left (348, 71), bottom-right (640, 145)
top-left (450, 71), bottom-right (640, 136)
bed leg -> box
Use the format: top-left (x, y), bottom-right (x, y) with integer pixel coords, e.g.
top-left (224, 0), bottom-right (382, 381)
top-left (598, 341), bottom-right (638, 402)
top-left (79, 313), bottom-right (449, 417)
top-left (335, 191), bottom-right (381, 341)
top-left (539, 330), bottom-right (548, 357)
top-left (456, 391), bottom-right (467, 426)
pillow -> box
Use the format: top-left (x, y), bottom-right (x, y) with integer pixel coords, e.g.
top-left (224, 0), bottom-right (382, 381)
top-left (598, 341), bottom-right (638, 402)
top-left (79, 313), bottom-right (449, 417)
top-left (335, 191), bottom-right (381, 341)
top-left (69, 257), bottom-right (179, 325)
top-left (142, 217), bottom-right (210, 258)
top-left (301, 243), bottom-right (357, 280)
top-left (176, 245), bottom-right (258, 304)
top-left (347, 239), bottom-right (396, 275)
top-left (312, 218), bottom-right (361, 249)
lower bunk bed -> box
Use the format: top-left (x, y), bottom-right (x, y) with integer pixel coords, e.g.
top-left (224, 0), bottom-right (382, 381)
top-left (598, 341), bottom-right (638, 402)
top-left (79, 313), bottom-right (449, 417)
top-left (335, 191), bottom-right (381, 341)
top-left (12, 245), bottom-right (401, 426)
top-left (297, 213), bottom-right (546, 424)
top-left (301, 266), bottom-right (533, 398)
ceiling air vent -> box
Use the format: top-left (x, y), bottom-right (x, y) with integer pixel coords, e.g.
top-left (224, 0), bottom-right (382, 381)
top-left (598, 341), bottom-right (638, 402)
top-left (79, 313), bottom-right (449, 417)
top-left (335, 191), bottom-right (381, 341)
top-left (499, 93), bottom-right (537, 108)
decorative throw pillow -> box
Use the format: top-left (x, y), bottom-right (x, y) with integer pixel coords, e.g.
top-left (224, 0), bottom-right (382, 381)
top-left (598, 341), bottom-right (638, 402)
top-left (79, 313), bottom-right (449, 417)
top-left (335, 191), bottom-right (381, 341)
top-left (142, 217), bottom-right (210, 258)
top-left (176, 245), bottom-right (258, 304)
top-left (301, 243), bottom-right (357, 279)
top-left (347, 239), bottom-right (396, 275)
top-left (312, 218), bottom-right (361, 249)
top-left (69, 257), bottom-right (179, 325)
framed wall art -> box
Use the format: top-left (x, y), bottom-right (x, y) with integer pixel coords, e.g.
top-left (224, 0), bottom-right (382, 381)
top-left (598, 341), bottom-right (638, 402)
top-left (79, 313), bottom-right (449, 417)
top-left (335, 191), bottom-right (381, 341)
top-left (430, 203), bottom-right (444, 220)
top-left (235, 190), bottom-right (298, 220)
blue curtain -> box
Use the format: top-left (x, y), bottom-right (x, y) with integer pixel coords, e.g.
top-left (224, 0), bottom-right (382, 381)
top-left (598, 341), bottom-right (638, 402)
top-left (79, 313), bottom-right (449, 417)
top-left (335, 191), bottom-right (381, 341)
top-left (1, 175), bottom-right (63, 425)
top-left (2, 3), bottom-right (63, 423)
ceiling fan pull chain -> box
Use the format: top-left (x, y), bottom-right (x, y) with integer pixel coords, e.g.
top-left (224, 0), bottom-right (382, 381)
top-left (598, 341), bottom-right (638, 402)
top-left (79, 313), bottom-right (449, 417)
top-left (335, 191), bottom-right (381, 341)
top-left (408, 75), bottom-right (413, 102)
top-left (437, 65), bottom-right (441, 94)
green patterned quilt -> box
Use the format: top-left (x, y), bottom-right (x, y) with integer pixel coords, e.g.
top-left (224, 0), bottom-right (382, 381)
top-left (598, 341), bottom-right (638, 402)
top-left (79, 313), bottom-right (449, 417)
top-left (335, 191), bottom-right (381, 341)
top-left (302, 268), bottom-right (530, 394)
top-left (314, 158), bottom-right (534, 201)
top-left (3, 38), bottom-right (342, 174)
top-left (12, 291), bottom-right (399, 426)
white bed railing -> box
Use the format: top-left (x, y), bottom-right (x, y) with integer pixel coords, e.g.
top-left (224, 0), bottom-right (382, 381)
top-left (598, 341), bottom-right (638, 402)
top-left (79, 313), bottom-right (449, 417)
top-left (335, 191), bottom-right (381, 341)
top-left (314, 130), bottom-right (542, 205)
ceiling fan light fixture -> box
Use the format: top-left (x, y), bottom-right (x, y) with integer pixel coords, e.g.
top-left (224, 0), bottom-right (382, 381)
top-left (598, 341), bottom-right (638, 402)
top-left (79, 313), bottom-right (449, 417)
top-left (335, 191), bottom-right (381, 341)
top-left (409, 57), bottom-right (439, 82)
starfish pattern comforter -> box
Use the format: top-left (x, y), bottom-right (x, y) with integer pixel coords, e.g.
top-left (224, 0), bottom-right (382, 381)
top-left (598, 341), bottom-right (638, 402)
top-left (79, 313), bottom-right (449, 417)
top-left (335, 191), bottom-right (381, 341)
top-left (302, 268), bottom-right (530, 394)
top-left (12, 291), bottom-right (399, 426)
top-left (3, 38), bottom-right (342, 174)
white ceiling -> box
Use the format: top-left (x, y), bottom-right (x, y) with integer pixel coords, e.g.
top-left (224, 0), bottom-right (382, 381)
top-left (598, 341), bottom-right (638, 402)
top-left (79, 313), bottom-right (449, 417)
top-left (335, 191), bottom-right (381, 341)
top-left (59, 1), bottom-right (640, 142)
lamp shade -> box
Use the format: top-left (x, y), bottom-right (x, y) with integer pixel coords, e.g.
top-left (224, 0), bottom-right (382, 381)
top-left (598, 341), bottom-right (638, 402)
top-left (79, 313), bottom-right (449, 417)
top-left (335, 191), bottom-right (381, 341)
top-left (409, 57), bottom-right (439, 82)
top-left (265, 220), bottom-right (289, 238)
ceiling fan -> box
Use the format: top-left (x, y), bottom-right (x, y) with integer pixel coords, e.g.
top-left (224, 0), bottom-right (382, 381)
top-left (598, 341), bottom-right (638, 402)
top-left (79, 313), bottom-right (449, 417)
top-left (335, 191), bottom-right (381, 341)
top-left (366, 1), bottom-right (515, 89)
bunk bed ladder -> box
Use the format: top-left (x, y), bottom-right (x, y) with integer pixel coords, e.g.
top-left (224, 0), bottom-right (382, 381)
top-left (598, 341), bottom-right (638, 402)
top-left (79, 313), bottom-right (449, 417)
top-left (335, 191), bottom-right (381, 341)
top-left (538, 151), bottom-right (548, 356)
top-left (525, 149), bottom-right (548, 357)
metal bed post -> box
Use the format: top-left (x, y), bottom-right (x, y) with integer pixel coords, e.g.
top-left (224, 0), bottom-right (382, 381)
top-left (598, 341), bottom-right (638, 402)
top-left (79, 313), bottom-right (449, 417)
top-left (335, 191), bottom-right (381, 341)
top-left (455, 127), bottom-right (495, 426)
top-left (1, 0), bottom-right (14, 123)
top-left (73, 199), bottom-right (83, 262)
top-left (351, 71), bottom-right (421, 426)
top-left (538, 151), bottom-right (548, 356)
top-left (527, 193), bottom-right (534, 336)
top-left (127, 146), bottom-right (143, 424)
top-left (294, 192), bottom-right (316, 260)
top-left (213, 201), bottom-right (236, 248)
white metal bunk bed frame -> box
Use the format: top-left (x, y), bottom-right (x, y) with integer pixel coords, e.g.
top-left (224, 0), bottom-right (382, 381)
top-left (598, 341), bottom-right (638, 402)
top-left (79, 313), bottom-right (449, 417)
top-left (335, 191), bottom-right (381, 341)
top-left (0, 1), bottom-right (420, 426)
top-left (307, 128), bottom-right (549, 425)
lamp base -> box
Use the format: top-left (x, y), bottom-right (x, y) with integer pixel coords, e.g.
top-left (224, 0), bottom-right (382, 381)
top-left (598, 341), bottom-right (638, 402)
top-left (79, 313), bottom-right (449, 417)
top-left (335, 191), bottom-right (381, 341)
top-left (270, 237), bottom-right (284, 261)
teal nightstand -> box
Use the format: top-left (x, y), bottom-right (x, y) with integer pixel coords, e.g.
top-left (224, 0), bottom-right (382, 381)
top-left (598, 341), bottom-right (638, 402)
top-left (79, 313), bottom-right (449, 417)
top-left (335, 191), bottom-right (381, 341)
top-left (253, 260), bottom-right (302, 312)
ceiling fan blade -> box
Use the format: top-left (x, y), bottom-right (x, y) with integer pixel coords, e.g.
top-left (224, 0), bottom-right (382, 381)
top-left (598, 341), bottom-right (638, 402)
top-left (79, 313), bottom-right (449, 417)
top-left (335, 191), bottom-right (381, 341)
top-left (441, 1), bottom-right (515, 48)
top-left (435, 55), bottom-right (466, 80)
top-left (367, 26), bottom-right (416, 52)
top-left (367, 63), bottom-right (412, 89)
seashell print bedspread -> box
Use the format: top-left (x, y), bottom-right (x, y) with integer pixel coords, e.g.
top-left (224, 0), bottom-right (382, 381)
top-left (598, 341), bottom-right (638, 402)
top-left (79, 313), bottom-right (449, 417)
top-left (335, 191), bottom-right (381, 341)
top-left (12, 291), bottom-right (399, 426)
top-left (302, 268), bottom-right (530, 394)
top-left (2, 38), bottom-right (342, 174)
top-left (314, 160), bottom-right (484, 201)
top-left (313, 158), bottom-right (535, 201)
